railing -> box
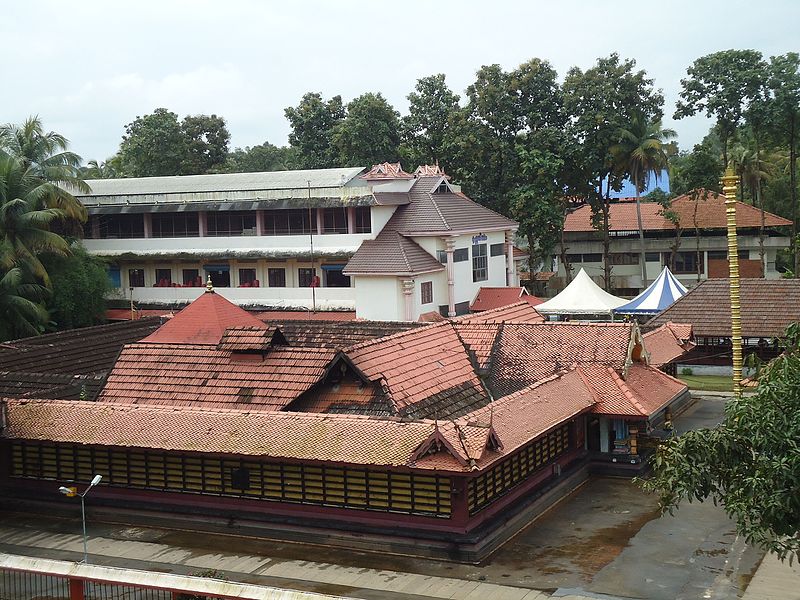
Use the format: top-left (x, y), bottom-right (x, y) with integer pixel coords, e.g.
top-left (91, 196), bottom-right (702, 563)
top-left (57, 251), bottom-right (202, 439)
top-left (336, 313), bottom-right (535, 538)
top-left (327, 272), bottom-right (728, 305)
top-left (0, 553), bottom-right (347, 600)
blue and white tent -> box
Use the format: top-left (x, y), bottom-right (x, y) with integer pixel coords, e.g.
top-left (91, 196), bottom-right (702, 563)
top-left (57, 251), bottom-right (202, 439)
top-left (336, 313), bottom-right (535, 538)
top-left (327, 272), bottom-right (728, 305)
top-left (614, 267), bottom-right (688, 315)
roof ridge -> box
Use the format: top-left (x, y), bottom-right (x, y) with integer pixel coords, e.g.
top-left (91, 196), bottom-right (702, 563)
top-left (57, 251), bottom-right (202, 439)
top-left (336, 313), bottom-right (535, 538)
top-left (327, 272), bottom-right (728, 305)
top-left (608, 367), bottom-right (648, 416)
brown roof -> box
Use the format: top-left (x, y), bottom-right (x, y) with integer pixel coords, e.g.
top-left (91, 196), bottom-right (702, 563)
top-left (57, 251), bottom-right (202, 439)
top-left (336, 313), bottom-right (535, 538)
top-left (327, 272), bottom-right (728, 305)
top-left (470, 287), bottom-right (543, 312)
top-left (453, 301), bottom-right (544, 324)
top-left (265, 320), bottom-right (421, 349)
top-left (142, 291), bottom-right (267, 345)
top-left (342, 230), bottom-right (445, 276)
top-left (255, 311), bottom-right (356, 321)
top-left (344, 177), bottom-right (517, 276)
top-left (99, 343), bottom-right (335, 411)
top-left (360, 162), bottom-right (414, 180)
top-left (488, 322), bottom-right (635, 397)
top-left (564, 189), bottom-right (792, 233)
top-left (584, 363), bottom-right (687, 418)
top-left (0, 318), bottom-right (161, 379)
top-left (217, 326), bottom-right (285, 352)
top-left (646, 279), bottom-right (800, 338)
top-left (643, 322), bottom-right (695, 367)
top-left (345, 323), bottom-right (490, 420)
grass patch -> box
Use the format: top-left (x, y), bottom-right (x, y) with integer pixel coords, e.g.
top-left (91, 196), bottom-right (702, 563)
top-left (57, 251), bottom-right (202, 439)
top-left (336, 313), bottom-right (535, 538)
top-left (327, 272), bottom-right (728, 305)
top-left (677, 374), bottom-right (734, 392)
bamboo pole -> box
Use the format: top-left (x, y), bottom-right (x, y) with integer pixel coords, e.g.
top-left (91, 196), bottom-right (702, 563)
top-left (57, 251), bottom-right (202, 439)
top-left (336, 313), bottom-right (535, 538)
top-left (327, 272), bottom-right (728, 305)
top-left (721, 167), bottom-right (743, 397)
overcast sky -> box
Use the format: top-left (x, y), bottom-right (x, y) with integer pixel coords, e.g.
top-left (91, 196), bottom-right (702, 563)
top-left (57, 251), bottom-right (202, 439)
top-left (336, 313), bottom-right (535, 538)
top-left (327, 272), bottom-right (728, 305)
top-left (3, 0), bottom-right (799, 164)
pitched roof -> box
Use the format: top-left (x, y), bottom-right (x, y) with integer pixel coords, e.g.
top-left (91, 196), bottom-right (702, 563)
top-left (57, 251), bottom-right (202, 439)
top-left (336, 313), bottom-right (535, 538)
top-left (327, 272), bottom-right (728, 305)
top-left (646, 279), bottom-right (800, 338)
top-left (0, 318), bottom-right (161, 379)
top-left (142, 291), bottom-right (267, 345)
top-left (345, 322), bottom-right (490, 420)
top-left (99, 343), bottom-right (335, 411)
top-left (265, 320), bottom-right (421, 349)
top-left (217, 326), bottom-right (285, 352)
top-left (488, 322), bottom-right (635, 396)
top-left (255, 311), bottom-right (356, 322)
top-left (342, 230), bottom-right (445, 276)
top-left (470, 287), bottom-right (543, 312)
top-left (536, 269), bottom-right (626, 315)
top-left (453, 301), bottom-right (544, 324)
top-left (584, 363), bottom-right (687, 418)
top-left (643, 322), bottom-right (695, 367)
top-left (564, 189), bottom-right (792, 233)
top-left (360, 162), bottom-right (414, 180)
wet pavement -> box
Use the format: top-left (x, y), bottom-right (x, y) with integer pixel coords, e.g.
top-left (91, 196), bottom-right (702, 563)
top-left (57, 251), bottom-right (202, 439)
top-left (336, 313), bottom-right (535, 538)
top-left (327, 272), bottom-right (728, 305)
top-left (0, 394), bottom-right (767, 599)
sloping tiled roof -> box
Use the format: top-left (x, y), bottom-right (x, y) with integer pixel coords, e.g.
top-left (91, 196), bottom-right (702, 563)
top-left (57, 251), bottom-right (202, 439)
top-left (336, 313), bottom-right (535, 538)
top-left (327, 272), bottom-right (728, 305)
top-left (255, 311), bottom-right (356, 322)
top-left (266, 320), bottom-right (421, 349)
top-left (453, 301), bottom-right (544, 324)
top-left (360, 162), bottom-right (414, 180)
top-left (0, 372), bottom-right (103, 401)
top-left (0, 318), bottom-right (162, 384)
top-left (564, 190), bottom-right (792, 233)
top-left (643, 322), bottom-right (695, 367)
top-left (646, 279), bottom-right (800, 338)
top-left (217, 326), bottom-right (284, 352)
top-left (142, 291), bottom-right (267, 345)
top-left (453, 323), bottom-right (500, 372)
top-left (345, 323), bottom-right (490, 420)
top-left (342, 230), bottom-right (445, 276)
top-left (584, 363), bottom-right (687, 418)
top-left (488, 322), bottom-right (634, 396)
top-left (99, 343), bottom-right (335, 411)
top-left (470, 287), bottom-right (543, 311)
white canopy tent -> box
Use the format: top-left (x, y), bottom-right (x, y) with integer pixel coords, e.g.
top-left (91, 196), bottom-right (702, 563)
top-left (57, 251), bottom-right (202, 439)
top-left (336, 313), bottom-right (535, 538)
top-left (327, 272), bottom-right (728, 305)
top-left (536, 268), bottom-right (627, 318)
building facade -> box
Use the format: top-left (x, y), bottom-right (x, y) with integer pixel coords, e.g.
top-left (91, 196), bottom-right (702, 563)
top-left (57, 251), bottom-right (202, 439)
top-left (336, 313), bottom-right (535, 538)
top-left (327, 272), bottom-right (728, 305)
top-left (77, 163), bottom-right (519, 321)
top-left (558, 190), bottom-right (792, 295)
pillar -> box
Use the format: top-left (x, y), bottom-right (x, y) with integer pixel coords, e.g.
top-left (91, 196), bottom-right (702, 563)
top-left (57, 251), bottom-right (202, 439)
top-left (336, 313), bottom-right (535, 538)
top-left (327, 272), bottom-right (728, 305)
top-left (255, 210), bottom-right (263, 236)
top-left (69, 578), bottom-right (85, 600)
top-left (599, 417), bottom-right (610, 453)
top-left (316, 208), bottom-right (324, 236)
top-left (143, 213), bottom-right (152, 238)
top-left (198, 211), bottom-right (207, 238)
top-left (445, 238), bottom-right (456, 317)
top-left (346, 207), bottom-right (356, 234)
top-left (629, 426), bottom-right (638, 456)
top-left (505, 230), bottom-right (515, 287)
top-left (91, 216), bottom-right (100, 239)
top-left (401, 278), bottom-right (415, 321)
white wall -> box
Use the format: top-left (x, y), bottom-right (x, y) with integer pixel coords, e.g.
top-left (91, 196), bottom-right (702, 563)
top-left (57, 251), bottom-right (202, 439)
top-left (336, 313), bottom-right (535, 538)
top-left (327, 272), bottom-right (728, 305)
top-left (413, 272), bottom-right (446, 319)
top-left (124, 286), bottom-right (355, 310)
top-left (353, 277), bottom-right (402, 321)
top-left (445, 231), bottom-right (508, 308)
top-left (371, 206), bottom-right (398, 236)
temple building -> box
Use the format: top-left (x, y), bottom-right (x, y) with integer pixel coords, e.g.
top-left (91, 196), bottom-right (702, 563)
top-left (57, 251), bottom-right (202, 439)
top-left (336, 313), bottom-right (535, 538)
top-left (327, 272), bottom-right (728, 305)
top-left (0, 287), bottom-right (691, 561)
top-left (77, 163), bottom-right (519, 321)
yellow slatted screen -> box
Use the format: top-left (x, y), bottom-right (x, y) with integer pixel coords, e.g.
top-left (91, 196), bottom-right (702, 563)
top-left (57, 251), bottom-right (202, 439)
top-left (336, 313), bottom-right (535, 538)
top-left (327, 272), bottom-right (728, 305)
top-left (467, 424), bottom-right (571, 515)
top-left (8, 441), bottom-right (452, 518)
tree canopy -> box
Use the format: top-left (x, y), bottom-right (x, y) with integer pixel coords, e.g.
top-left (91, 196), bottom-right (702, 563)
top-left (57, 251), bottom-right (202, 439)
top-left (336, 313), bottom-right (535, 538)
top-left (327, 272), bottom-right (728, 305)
top-left (644, 324), bottom-right (800, 561)
top-left (284, 92), bottom-right (345, 169)
top-left (332, 92), bottom-right (401, 167)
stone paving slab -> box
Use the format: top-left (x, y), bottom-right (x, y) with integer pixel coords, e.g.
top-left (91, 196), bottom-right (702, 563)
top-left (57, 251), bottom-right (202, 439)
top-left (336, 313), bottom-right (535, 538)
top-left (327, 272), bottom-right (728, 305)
top-left (741, 553), bottom-right (800, 600)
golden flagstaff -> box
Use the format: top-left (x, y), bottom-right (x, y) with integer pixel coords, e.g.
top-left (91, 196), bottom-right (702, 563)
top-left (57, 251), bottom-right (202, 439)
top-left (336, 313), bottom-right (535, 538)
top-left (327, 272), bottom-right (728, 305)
top-left (721, 166), bottom-right (743, 397)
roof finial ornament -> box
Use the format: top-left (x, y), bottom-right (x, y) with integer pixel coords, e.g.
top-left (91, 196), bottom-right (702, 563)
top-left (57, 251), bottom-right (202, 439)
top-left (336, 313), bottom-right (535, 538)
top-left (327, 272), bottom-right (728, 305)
top-left (205, 275), bottom-right (214, 293)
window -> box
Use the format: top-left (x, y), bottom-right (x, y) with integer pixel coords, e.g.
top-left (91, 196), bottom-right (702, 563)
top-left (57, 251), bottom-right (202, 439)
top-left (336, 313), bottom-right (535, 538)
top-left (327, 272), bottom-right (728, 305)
top-left (205, 265), bottom-right (230, 287)
top-left (128, 269), bottom-right (145, 287)
top-left (708, 250), bottom-right (749, 260)
top-left (155, 268), bottom-right (172, 286)
top-left (453, 248), bottom-right (469, 262)
top-left (206, 211), bottom-right (257, 236)
top-left (672, 251), bottom-right (704, 274)
top-left (322, 208), bottom-right (348, 234)
top-left (239, 268), bottom-right (257, 287)
top-left (354, 207), bottom-right (371, 233)
top-left (99, 215), bottom-right (145, 239)
top-left (182, 269), bottom-right (201, 287)
top-left (583, 253), bottom-right (602, 263)
top-left (108, 267), bottom-right (121, 288)
top-left (268, 268), bottom-right (286, 288)
top-left (230, 467), bottom-right (251, 491)
top-left (609, 253), bottom-right (640, 265)
top-left (263, 209), bottom-right (316, 235)
top-left (490, 243), bottom-right (505, 257)
top-left (151, 213), bottom-right (199, 238)
top-left (324, 266), bottom-right (350, 288)
top-left (298, 268), bottom-right (318, 287)
top-left (645, 252), bottom-right (661, 263)
top-left (472, 244), bottom-right (488, 282)
top-left (421, 281), bottom-right (433, 305)
top-left (437, 250), bottom-right (447, 264)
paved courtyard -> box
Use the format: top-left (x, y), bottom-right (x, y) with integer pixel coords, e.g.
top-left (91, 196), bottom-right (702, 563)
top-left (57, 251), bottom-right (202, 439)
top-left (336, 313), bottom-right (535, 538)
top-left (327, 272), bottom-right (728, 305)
top-left (0, 395), bottom-right (770, 599)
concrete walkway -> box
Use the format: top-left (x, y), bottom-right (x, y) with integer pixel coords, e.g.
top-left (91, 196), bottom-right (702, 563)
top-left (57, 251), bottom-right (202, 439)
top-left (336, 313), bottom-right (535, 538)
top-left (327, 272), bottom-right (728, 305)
top-left (742, 552), bottom-right (800, 600)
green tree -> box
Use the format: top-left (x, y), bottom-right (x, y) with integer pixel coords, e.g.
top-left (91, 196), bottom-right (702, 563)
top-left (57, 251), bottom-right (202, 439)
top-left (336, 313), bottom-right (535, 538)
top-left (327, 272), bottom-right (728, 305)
top-left (0, 267), bottom-right (49, 341)
top-left (674, 49), bottom-right (767, 167)
top-left (42, 246), bottom-right (110, 330)
top-left (610, 113), bottom-right (676, 286)
top-left (284, 93), bottom-right (345, 168)
top-left (768, 53), bottom-right (800, 277)
top-left (180, 114), bottom-right (230, 175)
top-left (332, 92), bottom-right (401, 167)
top-left (81, 158), bottom-right (121, 179)
top-left (643, 323), bottom-right (800, 561)
top-left (216, 143), bottom-right (296, 173)
top-left (401, 74), bottom-right (461, 169)
top-left (118, 108), bottom-right (187, 177)
top-left (670, 137), bottom-right (724, 196)
top-left (563, 53), bottom-right (664, 289)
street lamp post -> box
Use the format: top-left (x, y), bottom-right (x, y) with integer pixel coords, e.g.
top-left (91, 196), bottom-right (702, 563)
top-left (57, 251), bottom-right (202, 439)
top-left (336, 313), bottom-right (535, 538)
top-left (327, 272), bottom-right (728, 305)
top-left (59, 474), bottom-right (103, 563)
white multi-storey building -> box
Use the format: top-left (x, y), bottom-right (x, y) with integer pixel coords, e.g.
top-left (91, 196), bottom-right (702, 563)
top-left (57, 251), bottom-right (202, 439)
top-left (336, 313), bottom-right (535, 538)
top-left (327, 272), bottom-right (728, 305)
top-left (78, 163), bottom-right (519, 321)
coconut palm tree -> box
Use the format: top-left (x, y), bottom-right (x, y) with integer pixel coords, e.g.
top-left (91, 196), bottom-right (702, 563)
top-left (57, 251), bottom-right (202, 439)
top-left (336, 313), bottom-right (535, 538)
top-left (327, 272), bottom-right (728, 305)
top-left (611, 113), bottom-right (677, 288)
top-left (0, 267), bottom-right (49, 340)
top-left (0, 116), bottom-right (88, 221)
top-left (0, 153), bottom-right (71, 286)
